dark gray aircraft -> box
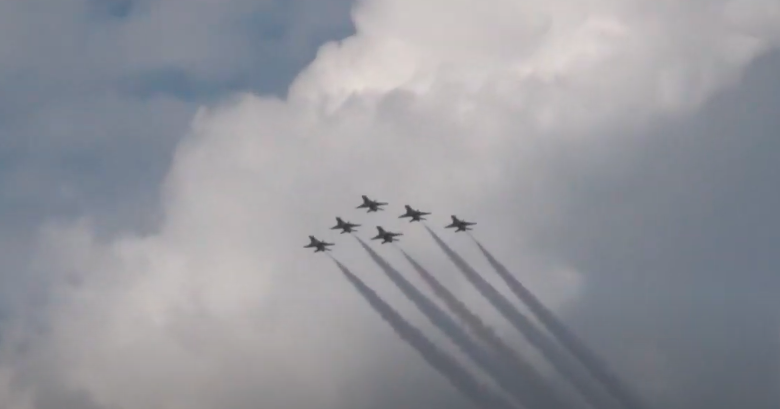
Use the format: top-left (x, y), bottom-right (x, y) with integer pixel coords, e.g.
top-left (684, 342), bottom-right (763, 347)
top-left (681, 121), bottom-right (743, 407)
top-left (331, 217), bottom-right (360, 233)
top-left (356, 195), bottom-right (388, 212)
top-left (304, 235), bottom-right (334, 252)
top-left (445, 215), bottom-right (476, 232)
top-left (371, 226), bottom-right (403, 244)
top-left (399, 205), bottom-right (431, 222)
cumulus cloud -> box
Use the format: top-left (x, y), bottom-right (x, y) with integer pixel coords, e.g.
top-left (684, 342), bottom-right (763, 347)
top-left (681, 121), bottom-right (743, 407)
top-left (2, 0), bottom-right (780, 409)
top-left (0, 0), bottom-right (354, 319)
top-left (0, 0), bottom-right (355, 226)
top-left (294, 0), bottom-right (780, 126)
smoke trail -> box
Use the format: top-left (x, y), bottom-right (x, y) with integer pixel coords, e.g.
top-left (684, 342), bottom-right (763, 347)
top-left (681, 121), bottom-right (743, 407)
top-left (399, 248), bottom-right (573, 409)
top-left (331, 259), bottom-right (517, 409)
top-left (355, 238), bottom-right (527, 408)
top-left (425, 226), bottom-right (617, 409)
top-left (472, 238), bottom-right (650, 409)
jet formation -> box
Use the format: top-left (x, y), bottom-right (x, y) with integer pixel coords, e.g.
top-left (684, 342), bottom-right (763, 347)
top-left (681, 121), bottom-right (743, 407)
top-left (309, 197), bottom-right (648, 409)
top-left (304, 195), bottom-right (476, 252)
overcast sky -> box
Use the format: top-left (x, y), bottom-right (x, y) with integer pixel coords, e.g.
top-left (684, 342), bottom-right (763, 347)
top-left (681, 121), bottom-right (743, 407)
top-left (1, 1), bottom-right (779, 409)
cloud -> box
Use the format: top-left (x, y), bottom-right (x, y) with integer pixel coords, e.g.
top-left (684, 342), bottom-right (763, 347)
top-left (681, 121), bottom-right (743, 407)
top-left (0, 0), bottom-right (355, 317)
top-left (531, 50), bottom-right (780, 409)
top-left (0, 0), bottom-right (356, 228)
top-left (2, 0), bottom-right (780, 409)
top-left (293, 0), bottom-right (780, 125)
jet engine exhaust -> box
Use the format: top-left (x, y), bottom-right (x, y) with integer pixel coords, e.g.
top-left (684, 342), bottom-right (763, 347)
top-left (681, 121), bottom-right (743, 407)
top-left (355, 237), bottom-right (527, 408)
top-left (425, 226), bottom-right (616, 409)
top-left (472, 238), bottom-right (650, 409)
top-left (399, 248), bottom-right (573, 409)
top-left (331, 259), bottom-right (517, 409)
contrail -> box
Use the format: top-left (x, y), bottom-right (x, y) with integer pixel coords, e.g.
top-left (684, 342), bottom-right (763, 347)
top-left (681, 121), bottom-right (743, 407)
top-left (471, 237), bottom-right (650, 409)
top-left (425, 226), bottom-right (616, 409)
top-left (398, 248), bottom-right (573, 409)
top-left (355, 238), bottom-right (526, 408)
top-left (331, 258), bottom-right (517, 409)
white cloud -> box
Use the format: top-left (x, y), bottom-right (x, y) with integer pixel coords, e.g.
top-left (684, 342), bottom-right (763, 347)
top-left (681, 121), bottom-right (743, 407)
top-left (4, 0), bottom-right (780, 408)
top-left (294, 0), bottom-right (780, 127)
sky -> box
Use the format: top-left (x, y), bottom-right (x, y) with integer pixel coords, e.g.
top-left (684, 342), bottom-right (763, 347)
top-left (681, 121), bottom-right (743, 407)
top-left (0, 1), bottom-right (779, 409)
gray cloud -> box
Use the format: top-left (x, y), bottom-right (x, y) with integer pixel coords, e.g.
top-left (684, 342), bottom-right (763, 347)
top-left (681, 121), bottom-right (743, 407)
top-left (0, 0), bottom-right (355, 225)
top-left (524, 52), bottom-right (780, 409)
top-left (0, 1), bottom-right (355, 406)
top-left (0, 0), bottom-right (355, 313)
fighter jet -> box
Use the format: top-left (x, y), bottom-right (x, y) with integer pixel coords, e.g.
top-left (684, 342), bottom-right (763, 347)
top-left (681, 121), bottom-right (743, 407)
top-left (331, 217), bottom-right (360, 234)
top-left (304, 235), bottom-right (334, 252)
top-left (399, 205), bottom-right (431, 222)
top-left (445, 215), bottom-right (476, 232)
top-left (371, 226), bottom-right (403, 244)
top-left (356, 195), bottom-right (388, 212)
